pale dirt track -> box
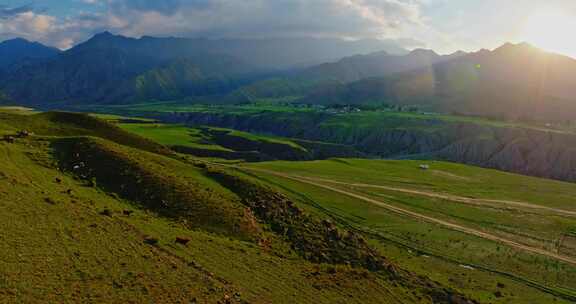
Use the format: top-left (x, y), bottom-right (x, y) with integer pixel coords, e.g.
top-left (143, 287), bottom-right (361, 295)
top-left (291, 175), bottom-right (576, 218)
top-left (240, 166), bottom-right (576, 266)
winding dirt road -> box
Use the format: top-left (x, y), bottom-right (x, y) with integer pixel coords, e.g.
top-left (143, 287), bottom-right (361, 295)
top-left (241, 166), bottom-right (576, 266)
top-left (291, 175), bottom-right (576, 218)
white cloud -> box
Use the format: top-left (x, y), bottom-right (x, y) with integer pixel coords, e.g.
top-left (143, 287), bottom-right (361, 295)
top-left (102, 0), bottom-right (428, 43)
top-left (1, 11), bottom-right (56, 40)
top-left (1, 0), bottom-right (433, 50)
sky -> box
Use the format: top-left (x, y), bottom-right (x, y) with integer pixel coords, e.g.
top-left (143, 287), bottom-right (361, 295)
top-left (1, 0), bottom-right (576, 56)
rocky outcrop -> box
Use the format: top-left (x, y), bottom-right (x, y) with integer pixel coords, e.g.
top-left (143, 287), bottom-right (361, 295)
top-left (164, 111), bottom-right (576, 183)
top-left (437, 128), bottom-right (576, 181)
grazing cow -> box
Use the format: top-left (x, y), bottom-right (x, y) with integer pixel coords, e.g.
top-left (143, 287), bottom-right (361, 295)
top-left (175, 237), bottom-right (191, 246)
top-left (99, 209), bottom-right (113, 217)
top-left (16, 130), bottom-right (31, 138)
top-left (123, 210), bottom-right (134, 216)
top-left (144, 237), bottom-right (159, 245)
top-left (44, 197), bottom-right (57, 205)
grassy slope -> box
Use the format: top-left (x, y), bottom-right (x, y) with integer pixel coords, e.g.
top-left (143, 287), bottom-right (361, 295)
top-left (118, 123), bottom-right (233, 152)
top-left (0, 139), bottom-right (414, 303)
top-left (118, 123), bottom-right (311, 162)
top-left (0, 138), bottom-right (233, 303)
top-left (0, 112), bottom-right (473, 303)
top-left (0, 111), bottom-right (171, 155)
top-left (243, 159), bottom-right (576, 303)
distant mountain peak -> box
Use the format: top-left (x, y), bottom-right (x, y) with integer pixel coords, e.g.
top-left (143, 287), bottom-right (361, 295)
top-left (2, 37), bottom-right (30, 45)
top-left (94, 31), bottom-right (115, 38)
top-left (74, 31), bottom-right (136, 50)
top-left (89, 31), bottom-right (135, 42)
top-left (449, 50), bottom-right (467, 57)
top-left (0, 38), bottom-right (57, 50)
top-left (0, 37), bottom-right (60, 68)
top-left (408, 48), bottom-right (439, 57)
top-left (494, 42), bottom-right (539, 54)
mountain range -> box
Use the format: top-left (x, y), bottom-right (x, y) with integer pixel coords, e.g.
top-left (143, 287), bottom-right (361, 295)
top-left (0, 32), bottom-right (408, 105)
top-left (297, 43), bottom-right (576, 122)
top-left (2, 33), bottom-right (576, 122)
top-left (232, 48), bottom-right (465, 101)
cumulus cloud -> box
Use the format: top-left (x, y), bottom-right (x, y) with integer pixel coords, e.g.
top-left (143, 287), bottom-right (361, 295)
top-left (0, 5), bottom-right (61, 45)
top-left (0, 0), bottom-right (433, 49)
top-left (0, 5), bottom-right (36, 19)
top-left (0, 3), bottom-right (109, 49)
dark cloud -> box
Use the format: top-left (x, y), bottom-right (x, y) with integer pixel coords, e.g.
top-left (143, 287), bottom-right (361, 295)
top-left (109, 0), bottom-right (213, 16)
top-left (0, 5), bottom-right (35, 19)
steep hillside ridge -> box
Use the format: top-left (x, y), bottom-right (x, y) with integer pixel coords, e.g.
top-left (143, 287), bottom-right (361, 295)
top-left (0, 138), bottom-right (247, 303)
top-left (208, 169), bottom-right (391, 270)
top-left (167, 110), bottom-right (576, 182)
top-left (54, 137), bottom-right (258, 238)
top-left (0, 111), bottom-right (171, 155)
top-left (118, 123), bottom-right (364, 161)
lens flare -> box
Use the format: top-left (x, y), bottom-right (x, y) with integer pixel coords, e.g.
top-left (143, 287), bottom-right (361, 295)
top-left (521, 10), bottom-right (576, 57)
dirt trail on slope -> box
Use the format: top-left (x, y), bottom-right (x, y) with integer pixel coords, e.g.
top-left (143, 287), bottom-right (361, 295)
top-left (288, 175), bottom-right (576, 218)
top-left (240, 166), bottom-right (576, 266)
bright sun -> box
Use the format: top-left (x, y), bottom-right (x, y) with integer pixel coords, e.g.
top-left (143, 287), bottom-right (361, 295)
top-left (521, 10), bottom-right (576, 57)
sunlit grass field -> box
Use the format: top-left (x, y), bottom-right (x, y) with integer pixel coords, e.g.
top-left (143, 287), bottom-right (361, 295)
top-left (242, 159), bottom-right (576, 303)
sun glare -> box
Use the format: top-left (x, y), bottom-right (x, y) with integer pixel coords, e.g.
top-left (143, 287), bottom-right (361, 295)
top-left (521, 10), bottom-right (576, 57)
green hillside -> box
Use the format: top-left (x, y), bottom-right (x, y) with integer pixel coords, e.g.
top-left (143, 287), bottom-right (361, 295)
top-left (118, 122), bottom-right (362, 161)
top-left (0, 110), bottom-right (481, 303)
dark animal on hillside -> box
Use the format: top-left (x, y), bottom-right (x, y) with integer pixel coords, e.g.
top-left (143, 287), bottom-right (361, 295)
top-left (16, 130), bottom-right (31, 138)
top-left (123, 210), bottom-right (134, 216)
top-left (2, 135), bottom-right (15, 143)
top-left (44, 197), bottom-right (57, 205)
top-left (144, 237), bottom-right (159, 245)
top-left (99, 209), bottom-right (113, 217)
